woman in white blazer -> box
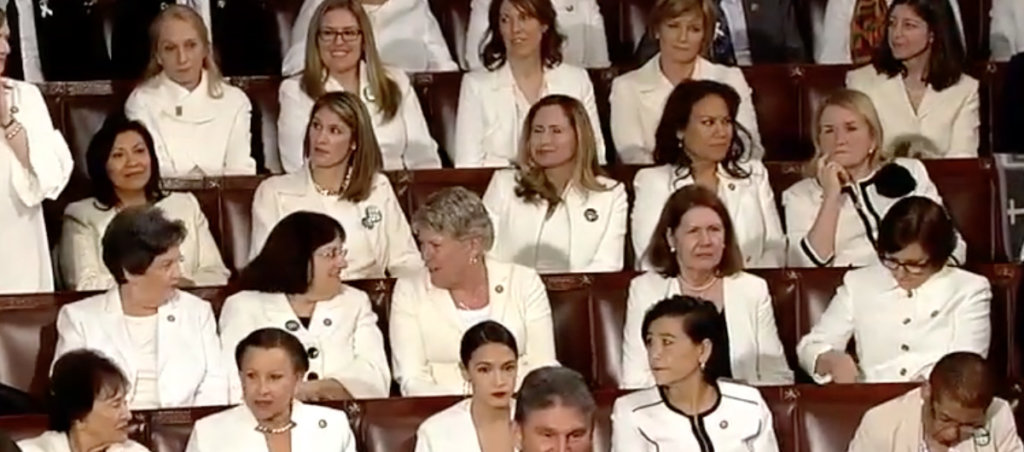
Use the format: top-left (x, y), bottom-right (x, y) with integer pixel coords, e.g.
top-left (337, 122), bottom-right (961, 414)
top-left (0, 11), bottom-right (74, 295)
top-left (187, 328), bottom-right (357, 452)
top-left (797, 197), bottom-right (991, 384)
top-left (251, 92), bottom-right (422, 280)
top-left (59, 117), bottom-right (229, 291)
top-left (278, 0), bottom-right (439, 173)
top-left (482, 95), bottom-right (626, 274)
top-left (454, 0), bottom-right (604, 168)
top-left (464, 0), bottom-right (609, 70)
top-left (610, 0), bottom-right (763, 164)
top-left (991, 0), bottom-right (1024, 61)
top-left (613, 296), bottom-right (780, 452)
top-left (223, 211), bottom-right (390, 403)
top-left (621, 185), bottom-right (792, 389)
top-left (783, 89), bottom-right (967, 268)
top-left (845, 0), bottom-right (979, 158)
top-left (391, 187), bottom-right (558, 396)
top-left (415, 321), bottom-right (519, 452)
top-left (124, 5), bottom-right (255, 178)
top-left (283, 0), bottom-right (458, 74)
top-left (814, 0), bottom-right (963, 64)
top-left (18, 350), bottom-right (150, 452)
top-left (631, 80), bottom-right (784, 270)
top-left (53, 207), bottom-right (228, 410)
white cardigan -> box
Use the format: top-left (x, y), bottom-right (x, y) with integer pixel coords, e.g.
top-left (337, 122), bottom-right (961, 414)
top-left (482, 169), bottom-right (627, 273)
top-left (125, 71), bottom-right (255, 178)
top-left (453, 63), bottom-right (605, 167)
top-left (846, 65), bottom-right (980, 158)
top-left (17, 431), bottom-right (149, 452)
top-left (782, 158), bottom-right (968, 268)
top-left (389, 260), bottom-right (558, 396)
top-left (58, 192), bottom-right (230, 291)
top-left (610, 55), bottom-right (764, 164)
top-left (249, 170), bottom-right (423, 280)
top-left (53, 289), bottom-right (228, 409)
top-left (0, 78), bottom-right (73, 294)
top-left (631, 162), bottom-right (786, 269)
top-left (620, 271), bottom-right (793, 389)
top-left (186, 402), bottom-right (356, 452)
top-left (796, 265), bottom-right (991, 384)
top-left (218, 288), bottom-right (391, 403)
top-left (277, 66), bottom-right (440, 173)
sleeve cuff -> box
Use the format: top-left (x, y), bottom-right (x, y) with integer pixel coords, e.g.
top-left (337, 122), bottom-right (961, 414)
top-left (800, 237), bottom-right (835, 267)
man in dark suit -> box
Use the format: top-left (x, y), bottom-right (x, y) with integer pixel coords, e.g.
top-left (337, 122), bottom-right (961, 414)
top-left (999, 53), bottom-right (1024, 154)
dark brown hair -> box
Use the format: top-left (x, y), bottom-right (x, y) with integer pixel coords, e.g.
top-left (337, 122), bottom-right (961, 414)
top-left (876, 196), bottom-right (956, 268)
top-left (240, 211), bottom-right (346, 294)
top-left (481, 0), bottom-right (565, 70)
top-left (871, 0), bottom-right (965, 91)
top-left (928, 352), bottom-right (995, 409)
top-left (303, 92), bottom-right (382, 202)
top-left (646, 185), bottom-right (743, 277)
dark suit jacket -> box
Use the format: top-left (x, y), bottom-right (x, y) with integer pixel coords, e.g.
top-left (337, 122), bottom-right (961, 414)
top-left (634, 0), bottom-right (808, 67)
top-left (999, 53), bottom-right (1024, 154)
top-left (31, 1), bottom-right (112, 81)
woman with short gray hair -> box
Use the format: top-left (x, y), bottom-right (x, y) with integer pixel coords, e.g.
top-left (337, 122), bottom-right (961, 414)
top-left (390, 187), bottom-right (558, 396)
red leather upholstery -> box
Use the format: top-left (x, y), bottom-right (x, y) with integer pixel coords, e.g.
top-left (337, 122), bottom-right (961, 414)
top-left (744, 65), bottom-right (808, 160)
top-left (360, 395), bottom-right (459, 452)
top-left (218, 176), bottom-right (263, 274)
top-left (796, 382), bottom-right (917, 452)
top-left (411, 72), bottom-right (463, 162)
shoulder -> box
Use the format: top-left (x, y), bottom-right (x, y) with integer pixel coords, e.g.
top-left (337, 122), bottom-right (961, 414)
top-left (129, 77), bottom-right (162, 99)
top-left (498, 260), bottom-right (543, 283)
top-left (16, 431), bottom-right (64, 451)
top-left (370, 172), bottom-right (396, 192)
top-left (61, 291), bottom-right (108, 315)
top-left (725, 271), bottom-right (769, 292)
top-left (194, 404), bottom-right (248, 432)
top-left (257, 172), bottom-right (303, 193)
top-left (703, 57), bottom-right (748, 83)
top-left (296, 402), bottom-right (352, 432)
top-left (595, 175), bottom-right (623, 192)
top-left (634, 164), bottom-right (673, 184)
top-left (382, 65), bottom-right (412, 87)
top-left (891, 157), bottom-right (931, 179)
top-left (64, 197), bottom-right (105, 220)
top-left (846, 65), bottom-right (885, 85)
top-left (630, 271), bottom-right (671, 290)
top-left (223, 290), bottom-right (269, 308)
top-left (420, 399), bottom-right (471, 433)
top-left (462, 68), bottom-right (495, 87)
top-left (115, 440), bottom-right (151, 452)
top-left (612, 61), bottom-right (649, 87)
top-left (394, 268), bottom-right (434, 297)
top-left (278, 76), bottom-right (307, 99)
top-left (550, 63), bottom-right (590, 81)
top-left (860, 389), bottom-right (917, 425)
top-left (158, 192), bottom-right (202, 212)
top-left (339, 284), bottom-right (372, 305)
top-left (842, 264), bottom-right (887, 285)
top-left (613, 386), bottom-right (662, 413)
top-left (782, 177), bottom-right (822, 203)
top-left (738, 159), bottom-right (769, 177)
top-left (718, 380), bottom-right (768, 408)
top-left (942, 267), bottom-right (991, 290)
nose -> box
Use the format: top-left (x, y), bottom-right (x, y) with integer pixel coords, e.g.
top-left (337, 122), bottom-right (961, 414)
top-left (0, 37), bottom-right (10, 58)
top-left (510, 17), bottom-right (524, 34)
top-left (336, 252), bottom-right (349, 270)
top-left (176, 47), bottom-right (188, 65)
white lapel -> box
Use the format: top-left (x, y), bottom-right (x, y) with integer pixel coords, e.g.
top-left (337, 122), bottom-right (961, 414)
top-left (428, 279), bottom-right (466, 335)
top-left (155, 71), bottom-right (216, 124)
top-left (101, 289), bottom-right (138, 381)
top-left (227, 404), bottom-right (273, 452)
top-left (486, 260), bottom-right (513, 324)
top-left (155, 292), bottom-right (184, 377)
top-left (720, 274), bottom-right (753, 379)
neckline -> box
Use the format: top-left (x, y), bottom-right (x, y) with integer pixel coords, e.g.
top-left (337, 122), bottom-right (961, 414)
top-left (658, 381), bottom-right (722, 418)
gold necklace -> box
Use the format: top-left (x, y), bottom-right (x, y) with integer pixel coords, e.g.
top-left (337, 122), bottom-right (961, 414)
top-left (255, 420), bottom-right (296, 435)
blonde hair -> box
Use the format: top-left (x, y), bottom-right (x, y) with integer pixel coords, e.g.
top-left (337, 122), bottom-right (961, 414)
top-left (805, 89), bottom-right (889, 177)
top-left (514, 95), bottom-right (610, 217)
top-left (304, 92), bottom-right (383, 203)
top-left (142, 5), bottom-right (224, 99)
top-left (648, 0), bottom-right (717, 57)
top-left (300, 0), bottom-right (401, 121)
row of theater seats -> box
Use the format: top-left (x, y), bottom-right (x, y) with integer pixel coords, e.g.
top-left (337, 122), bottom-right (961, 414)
top-left (35, 62), bottom-right (1013, 180)
top-left (4, 383), bottom-right (1022, 452)
top-left (1, 265), bottom-right (1020, 402)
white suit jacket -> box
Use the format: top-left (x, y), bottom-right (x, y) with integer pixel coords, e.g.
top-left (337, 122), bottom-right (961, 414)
top-left (17, 431), bottom-right (149, 452)
top-left (796, 265), bottom-right (991, 384)
top-left (610, 55), bottom-right (764, 164)
top-left (782, 158), bottom-right (967, 268)
top-left (611, 382), bottom-right (780, 452)
top-left (814, 0), bottom-right (963, 64)
top-left (249, 170), bottom-right (423, 280)
top-left (620, 271), bottom-right (793, 389)
top-left (282, 0), bottom-right (457, 75)
top-left (463, 0), bottom-right (609, 70)
top-left (0, 79), bottom-right (73, 294)
top-left (186, 402), bottom-right (356, 452)
top-left (125, 71), bottom-right (255, 178)
top-left (453, 63), bottom-right (605, 167)
top-left (415, 398), bottom-right (501, 452)
top-left (482, 169), bottom-right (627, 273)
top-left (849, 388), bottom-right (1024, 452)
top-left (277, 67), bottom-right (440, 173)
top-left (631, 162), bottom-right (785, 269)
top-left (846, 65), bottom-right (980, 158)
top-left (389, 260), bottom-right (558, 396)
top-left (53, 289), bottom-right (228, 408)
top-left (991, 0), bottom-right (1024, 61)
top-left (59, 193), bottom-right (230, 291)
top-left (219, 288), bottom-right (391, 403)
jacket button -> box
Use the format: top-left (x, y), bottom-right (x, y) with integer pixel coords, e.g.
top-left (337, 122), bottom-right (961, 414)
top-left (308, 372), bottom-right (320, 380)
top-left (323, 318), bottom-right (333, 327)
top-left (930, 310), bottom-right (939, 318)
top-left (166, 315), bottom-right (175, 322)
top-left (307, 347), bottom-right (320, 359)
top-left (902, 318), bottom-right (911, 325)
top-left (900, 368), bottom-right (907, 376)
top-left (900, 344), bottom-right (909, 352)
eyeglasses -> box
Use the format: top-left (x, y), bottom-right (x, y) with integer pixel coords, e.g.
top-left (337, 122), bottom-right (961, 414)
top-left (878, 255), bottom-right (930, 275)
top-left (318, 28), bottom-right (362, 43)
top-left (315, 247), bottom-right (348, 260)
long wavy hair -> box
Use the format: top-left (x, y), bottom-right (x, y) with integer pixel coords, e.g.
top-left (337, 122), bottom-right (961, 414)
top-left (303, 92), bottom-right (383, 203)
top-left (140, 5), bottom-right (225, 98)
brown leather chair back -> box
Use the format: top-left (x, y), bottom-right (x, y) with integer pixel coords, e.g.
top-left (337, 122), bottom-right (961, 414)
top-left (589, 273), bottom-right (634, 389)
top-left (743, 65), bottom-right (807, 161)
top-left (798, 65), bottom-right (851, 152)
top-left (0, 415), bottom-right (48, 442)
top-left (588, 68), bottom-right (620, 162)
top-left (426, 0), bottom-right (468, 68)
top-left (974, 264), bottom-right (1023, 380)
top-left (229, 77), bottom-right (280, 172)
top-left (762, 386), bottom-right (798, 452)
top-left (218, 176), bottom-right (265, 274)
top-left (592, 389), bottom-right (620, 452)
top-left (348, 279), bottom-right (396, 362)
top-left (359, 396), bottom-right (460, 452)
top-left (751, 269), bottom-right (803, 379)
top-left (0, 293), bottom-right (88, 397)
top-left (924, 158), bottom-right (1002, 262)
top-left (146, 407), bottom-right (222, 452)
top-left (404, 168), bottom-right (494, 220)
top-left (545, 275), bottom-right (598, 385)
top-left (413, 72), bottom-right (464, 161)
top-left (796, 382), bottom-right (919, 452)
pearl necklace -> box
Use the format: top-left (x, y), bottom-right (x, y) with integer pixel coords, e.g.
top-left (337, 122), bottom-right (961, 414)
top-left (255, 420), bottom-right (296, 435)
top-left (678, 273), bottom-right (719, 294)
top-left (312, 166), bottom-right (352, 197)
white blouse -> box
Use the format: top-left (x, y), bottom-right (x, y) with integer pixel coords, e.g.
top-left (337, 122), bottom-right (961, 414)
top-left (18, 431), bottom-right (150, 452)
top-left (124, 314), bottom-right (160, 410)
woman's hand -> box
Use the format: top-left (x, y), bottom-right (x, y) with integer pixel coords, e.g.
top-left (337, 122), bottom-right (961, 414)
top-left (816, 155), bottom-right (849, 200)
top-left (295, 379), bottom-right (353, 402)
top-left (814, 350), bottom-right (859, 384)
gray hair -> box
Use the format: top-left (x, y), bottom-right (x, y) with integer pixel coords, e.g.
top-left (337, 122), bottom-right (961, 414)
top-left (514, 366), bottom-right (595, 423)
top-left (412, 187), bottom-right (494, 250)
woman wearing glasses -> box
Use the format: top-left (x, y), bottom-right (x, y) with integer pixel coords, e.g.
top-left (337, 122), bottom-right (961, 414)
top-left (796, 196), bottom-right (991, 384)
top-left (221, 211), bottom-right (391, 403)
top-left (277, 0), bottom-right (439, 173)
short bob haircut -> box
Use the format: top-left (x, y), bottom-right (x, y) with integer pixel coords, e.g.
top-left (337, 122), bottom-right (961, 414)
top-left (928, 352), bottom-right (995, 410)
top-left (300, 0), bottom-right (401, 120)
top-left (235, 328), bottom-right (311, 375)
top-left (646, 185), bottom-right (744, 277)
top-left (412, 186), bottom-right (495, 252)
top-left (481, 0), bottom-right (565, 70)
top-left (647, 0), bottom-right (716, 57)
top-left (872, 0), bottom-right (965, 91)
top-left (876, 196), bottom-right (957, 267)
top-left (460, 320), bottom-right (520, 367)
top-left (48, 349), bottom-right (129, 432)
top-left (653, 80), bottom-right (751, 180)
top-left (102, 206), bottom-right (187, 284)
top-left (514, 95), bottom-right (611, 216)
top-left (641, 295), bottom-right (727, 384)
top-left (303, 92), bottom-right (383, 202)
top-left (514, 366), bottom-right (595, 424)
top-left (240, 211), bottom-right (347, 294)
top-left (86, 114), bottom-right (165, 210)
top-left (142, 5), bottom-right (226, 98)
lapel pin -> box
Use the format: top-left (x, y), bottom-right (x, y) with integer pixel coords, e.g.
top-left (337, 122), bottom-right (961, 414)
top-left (362, 205), bottom-right (383, 229)
top-left (727, 182), bottom-right (736, 191)
top-left (566, 4), bottom-right (574, 11)
top-left (495, 285), bottom-right (504, 294)
top-left (217, 0), bottom-right (227, 8)
top-left (973, 427), bottom-right (991, 446)
top-left (166, 315), bottom-right (175, 322)
top-left (285, 320), bottom-right (300, 332)
top-left (719, 420), bottom-right (728, 429)
top-left (319, 419), bottom-right (328, 428)
top-left (362, 86), bottom-right (377, 103)
top-left (583, 208), bottom-right (598, 222)
top-left (40, 1), bottom-right (54, 17)
top-left (175, 105), bottom-right (183, 117)
top-left (323, 318), bottom-right (333, 327)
